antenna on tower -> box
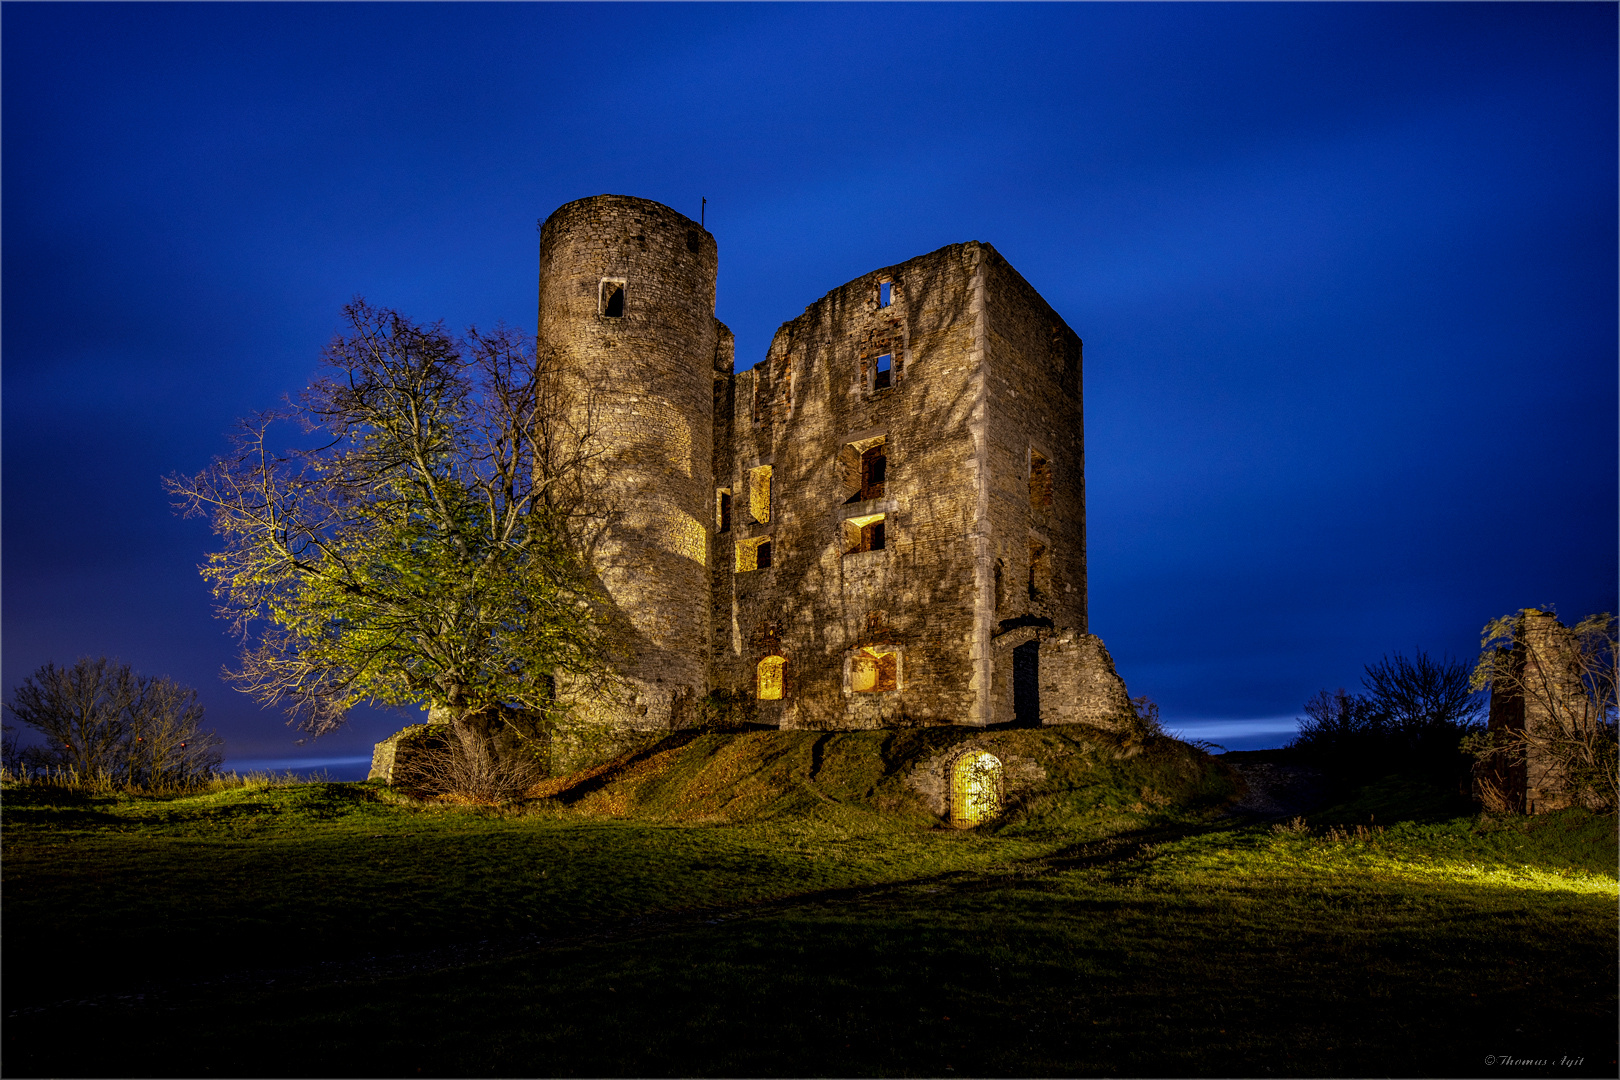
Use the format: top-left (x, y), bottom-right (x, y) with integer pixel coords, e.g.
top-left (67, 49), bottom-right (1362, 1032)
top-left (701, 197), bottom-right (706, 228)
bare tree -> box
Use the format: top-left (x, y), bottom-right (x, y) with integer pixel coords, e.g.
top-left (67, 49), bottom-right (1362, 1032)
top-left (165, 301), bottom-right (619, 769)
top-left (1361, 649), bottom-right (1481, 739)
top-left (5, 657), bottom-right (222, 785)
top-left (1467, 609), bottom-right (1617, 812)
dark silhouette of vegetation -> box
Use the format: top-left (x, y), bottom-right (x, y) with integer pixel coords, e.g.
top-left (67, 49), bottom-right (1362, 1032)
top-left (1290, 649), bottom-right (1484, 786)
top-left (3, 656), bottom-right (222, 787)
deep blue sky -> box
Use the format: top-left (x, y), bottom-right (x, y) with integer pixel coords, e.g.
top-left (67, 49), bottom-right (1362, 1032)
top-left (4, 3), bottom-right (1615, 769)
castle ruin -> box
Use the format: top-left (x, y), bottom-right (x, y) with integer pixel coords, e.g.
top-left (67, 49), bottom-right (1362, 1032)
top-left (539, 194), bottom-right (1131, 744)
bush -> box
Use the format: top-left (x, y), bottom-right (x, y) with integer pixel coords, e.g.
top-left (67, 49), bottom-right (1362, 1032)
top-left (4, 657), bottom-right (223, 788)
top-left (392, 724), bottom-right (545, 804)
top-left (1290, 650), bottom-right (1484, 784)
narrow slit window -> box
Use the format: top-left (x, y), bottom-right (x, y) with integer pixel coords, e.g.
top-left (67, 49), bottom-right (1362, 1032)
top-left (1029, 449), bottom-right (1053, 509)
top-left (600, 279), bottom-right (626, 318)
top-left (1029, 540), bottom-right (1049, 601)
top-left (756, 656), bottom-right (786, 700)
top-left (749, 465), bottom-right (772, 524)
top-left (874, 353), bottom-right (892, 391)
top-left (879, 281), bottom-right (893, 307)
top-left (843, 513), bottom-right (886, 554)
top-left (717, 489), bottom-right (732, 533)
top-left (850, 647), bottom-right (898, 693)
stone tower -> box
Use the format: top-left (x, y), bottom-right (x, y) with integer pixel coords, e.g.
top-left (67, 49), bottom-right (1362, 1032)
top-left (537, 195), bottom-right (729, 735)
top-left (710, 241), bottom-right (1130, 730)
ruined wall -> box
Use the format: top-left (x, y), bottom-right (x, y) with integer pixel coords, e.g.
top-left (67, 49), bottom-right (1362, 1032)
top-left (711, 243), bottom-right (987, 730)
top-left (1038, 631), bottom-right (1132, 728)
top-left (538, 195), bottom-right (719, 734)
top-left (979, 248), bottom-right (1089, 725)
top-left (1479, 611), bottom-right (1592, 813)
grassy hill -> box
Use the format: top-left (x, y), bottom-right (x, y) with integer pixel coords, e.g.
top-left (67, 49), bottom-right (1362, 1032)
top-left (534, 726), bottom-right (1235, 835)
top-left (3, 731), bottom-right (1614, 1078)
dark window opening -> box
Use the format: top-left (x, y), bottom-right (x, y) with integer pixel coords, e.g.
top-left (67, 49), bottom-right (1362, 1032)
top-left (718, 490), bottom-right (731, 533)
top-left (603, 283), bottom-right (625, 318)
top-left (874, 353), bottom-right (892, 390)
top-left (860, 445), bottom-right (886, 500)
top-left (686, 230), bottom-right (701, 254)
top-left (756, 539), bottom-right (772, 569)
top-left (879, 281), bottom-right (893, 307)
top-left (862, 518), bottom-right (885, 552)
top-left (840, 436), bottom-right (887, 504)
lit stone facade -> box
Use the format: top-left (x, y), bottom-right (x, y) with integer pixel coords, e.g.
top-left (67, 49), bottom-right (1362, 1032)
top-left (538, 194), bottom-right (1129, 737)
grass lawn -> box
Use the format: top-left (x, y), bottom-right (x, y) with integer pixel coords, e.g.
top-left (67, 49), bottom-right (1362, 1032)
top-left (2, 750), bottom-right (1614, 1078)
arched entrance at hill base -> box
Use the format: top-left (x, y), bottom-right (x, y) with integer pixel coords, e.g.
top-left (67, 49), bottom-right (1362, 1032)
top-left (950, 750), bottom-right (1002, 827)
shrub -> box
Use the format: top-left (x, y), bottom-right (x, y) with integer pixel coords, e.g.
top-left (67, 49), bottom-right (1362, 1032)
top-left (393, 725), bottom-right (545, 804)
top-left (1290, 650), bottom-right (1484, 785)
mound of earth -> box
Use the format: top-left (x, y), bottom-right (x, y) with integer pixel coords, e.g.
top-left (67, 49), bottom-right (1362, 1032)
top-left (531, 726), bottom-right (1238, 831)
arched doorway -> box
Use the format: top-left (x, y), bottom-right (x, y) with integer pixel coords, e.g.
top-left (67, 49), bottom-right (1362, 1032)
top-left (756, 656), bottom-right (786, 700)
top-left (950, 751), bottom-right (1002, 827)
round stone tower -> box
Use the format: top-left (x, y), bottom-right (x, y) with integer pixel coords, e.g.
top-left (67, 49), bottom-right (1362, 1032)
top-left (537, 194), bottom-right (719, 742)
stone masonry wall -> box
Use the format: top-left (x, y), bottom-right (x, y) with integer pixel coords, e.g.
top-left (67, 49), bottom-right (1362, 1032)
top-left (538, 195), bottom-right (719, 735)
top-left (711, 244), bottom-right (987, 730)
top-left (979, 248), bottom-right (1091, 725)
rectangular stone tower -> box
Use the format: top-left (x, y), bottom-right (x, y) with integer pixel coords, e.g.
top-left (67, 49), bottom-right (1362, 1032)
top-left (709, 241), bottom-right (1129, 730)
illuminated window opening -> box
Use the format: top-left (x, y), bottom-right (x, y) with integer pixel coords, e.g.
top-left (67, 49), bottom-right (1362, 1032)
top-left (749, 465), bottom-right (772, 524)
top-left (951, 751), bottom-right (1002, 827)
top-left (842, 513), bottom-right (886, 555)
top-left (756, 656), bottom-right (786, 700)
top-left (874, 353), bottom-right (892, 391)
top-left (600, 279), bottom-right (626, 318)
top-left (879, 281), bottom-right (893, 307)
top-left (850, 647), bottom-right (898, 693)
top-left (717, 489), bottom-right (732, 533)
top-left (1029, 449), bottom-right (1053, 509)
top-left (736, 535), bottom-right (772, 573)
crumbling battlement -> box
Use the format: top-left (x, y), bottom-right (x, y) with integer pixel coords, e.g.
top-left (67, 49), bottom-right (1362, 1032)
top-left (537, 194), bottom-right (1129, 747)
